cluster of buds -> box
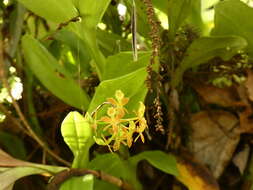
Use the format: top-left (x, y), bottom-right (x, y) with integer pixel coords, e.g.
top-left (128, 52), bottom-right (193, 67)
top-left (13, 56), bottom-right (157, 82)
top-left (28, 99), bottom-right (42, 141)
top-left (93, 90), bottom-right (148, 152)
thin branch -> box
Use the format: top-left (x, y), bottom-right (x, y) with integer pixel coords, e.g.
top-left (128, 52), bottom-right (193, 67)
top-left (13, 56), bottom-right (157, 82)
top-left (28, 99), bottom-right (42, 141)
top-left (44, 16), bottom-right (81, 41)
top-left (0, 40), bottom-right (70, 166)
top-left (47, 168), bottom-right (134, 190)
top-left (0, 103), bottom-right (29, 136)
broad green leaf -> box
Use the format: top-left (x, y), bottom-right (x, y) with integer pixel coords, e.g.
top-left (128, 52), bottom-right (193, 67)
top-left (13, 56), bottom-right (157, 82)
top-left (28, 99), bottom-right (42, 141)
top-left (212, 0), bottom-right (253, 57)
top-left (102, 5), bottom-right (123, 35)
top-left (202, 0), bottom-right (219, 10)
top-left (60, 174), bottom-right (94, 190)
top-left (71, 23), bottom-right (105, 79)
top-left (89, 153), bottom-right (123, 190)
top-left (97, 29), bottom-right (132, 56)
top-left (78, 0), bottom-right (111, 28)
top-left (168, 0), bottom-right (193, 39)
top-left (129, 150), bottom-right (179, 176)
top-left (69, 0), bottom-right (111, 78)
top-left (88, 153), bottom-right (141, 190)
top-left (0, 168), bottom-right (9, 172)
top-left (88, 153), bottom-right (126, 177)
top-left (0, 167), bottom-right (47, 189)
top-left (24, 67), bottom-right (43, 136)
top-left (54, 29), bottom-right (91, 76)
top-left (3, 184), bottom-right (13, 190)
top-left (71, 0), bottom-right (79, 7)
top-left (61, 111), bottom-right (93, 168)
top-left (17, 0), bottom-right (78, 23)
top-left (0, 149), bottom-right (66, 174)
top-left (81, 174), bottom-right (94, 189)
top-left (92, 179), bottom-right (119, 190)
top-left (0, 1), bottom-right (4, 9)
top-left (202, 0), bottom-right (219, 34)
top-left (171, 36), bottom-right (247, 87)
top-left (0, 132), bottom-right (26, 160)
top-left (8, 3), bottom-right (26, 58)
top-left (127, 0), bottom-right (168, 37)
top-left (102, 52), bottom-right (151, 80)
top-left (0, 164), bottom-right (66, 189)
top-left (88, 68), bottom-right (148, 117)
top-left (22, 35), bottom-right (90, 110)
top-left (186, 0), bottom-right (203, 32)
top-left (124, 1), bottom-right (150, 38)
top-left (26, 164), bottom-right (66, 174)
top-left (152, 0), bottom-right (169, 14)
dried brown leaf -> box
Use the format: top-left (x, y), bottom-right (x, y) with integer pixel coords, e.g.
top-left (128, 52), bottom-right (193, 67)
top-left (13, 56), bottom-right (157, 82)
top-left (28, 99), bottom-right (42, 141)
top-left (233, 144), bottom-right (250, 175)
top-left (0, 149), bottom-right (31, 167)
top-left (193, 83), bottom-right (244, 107)
top-left (239, 107), bottom-right (253, 133)
top-left (236, 85), bottom-right (250, 105)
top-left (176, 152), bottom-right (220, 190)
top-left (245, 70), bottom-right (253, 102)
top-left (190, 111), bottom-right (240, 178)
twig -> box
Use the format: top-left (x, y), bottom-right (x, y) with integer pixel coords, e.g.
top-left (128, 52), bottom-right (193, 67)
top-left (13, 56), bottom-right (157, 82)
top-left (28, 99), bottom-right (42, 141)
top-left (44, 16), bottom-right (81, 41)
top-left (0, 39), bottom-right (70, 166)
top-left (47, 168), bottom-right (134, 190)
top-left (0, 103), bottom-right (29, 136)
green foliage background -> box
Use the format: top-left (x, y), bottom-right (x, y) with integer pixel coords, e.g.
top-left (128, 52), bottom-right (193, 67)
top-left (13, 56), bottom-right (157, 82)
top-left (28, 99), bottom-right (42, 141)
top-left (1, 0), bottom-right (253, 189)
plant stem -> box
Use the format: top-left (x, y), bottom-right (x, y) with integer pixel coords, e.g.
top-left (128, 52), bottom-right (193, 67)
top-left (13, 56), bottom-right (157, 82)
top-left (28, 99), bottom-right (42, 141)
top-left (47, 168), bottom-right (134, 190)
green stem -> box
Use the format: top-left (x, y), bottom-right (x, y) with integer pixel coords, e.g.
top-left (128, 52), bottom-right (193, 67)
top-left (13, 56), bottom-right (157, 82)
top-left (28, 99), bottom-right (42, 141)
top-left (24, 67), bottom-right (43, 136)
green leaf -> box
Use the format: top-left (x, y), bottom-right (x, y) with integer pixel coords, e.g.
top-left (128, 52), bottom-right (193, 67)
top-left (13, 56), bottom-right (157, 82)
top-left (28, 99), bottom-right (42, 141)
top-left (89, 153), bottom-right (123, 190)
top-left (88, 153), bottom-right (141, 190)
top-left (171, 36), bottom-right (247, 87)
top-left (202, 0), bottom-right (219, 9)
top-left (89, 153), bottom-right (126, 177)
top-left (71, 0), bottom-right (79, 7)
top-left (152, 0), bottom-right (169, 14)
top-left (69, 0), bottom-right (111, 79)
top-left (212, 0), bottom-right (253, 57)
top-left (78, 0), bottom-right (111, 29)
top-left (168, 0), bottom-right (193, 39)
top-left (0, 149), bottom-right (66, 174)
top-left (22, 35), bottom-right (90, 110)
top-left (61, 111), bottom-right (93, 168)
top-left (102, 52), bottom-right (151, 80)
top-left (54, 29), bottom-right (91, 76)
top-left (186, 0), bottom-right (203, 32)
top-left (72, 23), bottom-right (105, 79)
top-left (124, 1), bottom-right (150, 39)
top-left (129, 150), bottom-right (179, 176)
top-left (8, 3), bottom-right (26, 58)
top-left (97, 29), bottom-right (132, 56)
top-left (60, 174), bottom-right (94, 190)
top-left (17, 0), bottom-right (78, 23)
top-left (0, 164), bottom-right (65, 190)
top-left (0, 167), bottom-right (47, 189)
top-left (102, 5), bottom-right (123, 35)
top-left (88, 68), bottom-right (148, 117)
top-left (89, 153), bottom-right (122, 190)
